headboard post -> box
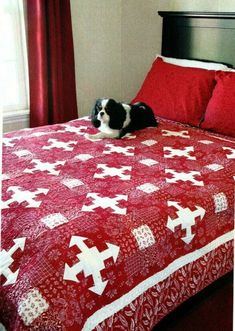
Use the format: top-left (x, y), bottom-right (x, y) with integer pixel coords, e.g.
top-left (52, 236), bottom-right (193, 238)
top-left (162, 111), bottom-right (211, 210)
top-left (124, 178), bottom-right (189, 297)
top-left (158, 11), bottom-right (235, 68)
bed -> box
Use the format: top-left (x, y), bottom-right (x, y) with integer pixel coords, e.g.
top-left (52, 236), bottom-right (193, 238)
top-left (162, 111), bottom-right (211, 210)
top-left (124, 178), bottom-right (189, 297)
top-left (1, 11), bottom-right (234, 331)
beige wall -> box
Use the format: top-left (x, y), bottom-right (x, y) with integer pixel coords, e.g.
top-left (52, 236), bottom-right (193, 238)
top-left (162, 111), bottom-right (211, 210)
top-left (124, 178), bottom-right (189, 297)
top-left (71, 0), bottom-right (122, 117)
top-left (71, 0), bottom-right (234, 117)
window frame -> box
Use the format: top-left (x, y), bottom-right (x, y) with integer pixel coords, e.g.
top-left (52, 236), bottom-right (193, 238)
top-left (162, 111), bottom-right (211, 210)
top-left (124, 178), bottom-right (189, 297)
top-left (1, 0), bottom-right (29, 115)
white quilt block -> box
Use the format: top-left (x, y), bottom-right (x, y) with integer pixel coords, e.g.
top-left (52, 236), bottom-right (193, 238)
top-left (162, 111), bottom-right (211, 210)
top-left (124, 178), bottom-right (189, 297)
top-left (13, 150), bottom-right (32, 158)
top-left (62, 178), bottom-right (84, 189)
top-left (161, 129), bottom-right (190, 138)
top-left (42, 139), bottom-right (77, 151)
top-left (41, 213), bottom-right (69, 229)
top-left (94, 164), bottom-right (132, 180)
top-left (199, 140), bottom-right (214, 145)
top-left (139, 159), bottom-right (158, 166)
top-left (60, 124), bottom-right (87, 135)
top-left (18, 288), bottom-right (49, 326)
top-left (132, 225), bottom-right (155, 250)
top-left (2, 186), bottom-right (49, 209)
top-left (23, 159), bottom-right (66, 176)
top-left (137, 183), bottom-right (159, 194)
top-left (103, 144), bottom-right (135, 156)
top-left (206, 164), bottom-right (224, 171)
top-left (82, 193), bottom-right (128, 215)
top-left (213, 193), bottom-right (228, 213)
top-left (163, 146), bottom-right (196, 160)
top-left (223, 147), bottom-right (235, 159)
top-left (2, 174), bottom-right (10, 181)
top-left (75, 154), bottom-right (94, 161)
top-left (141, 139), bottom-right (157, 146)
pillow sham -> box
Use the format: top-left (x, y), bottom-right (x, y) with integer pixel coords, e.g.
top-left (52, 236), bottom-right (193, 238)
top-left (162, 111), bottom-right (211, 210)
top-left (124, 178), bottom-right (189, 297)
top-left (156, 54), bottom-right (231, 71)
top-left (200, 71), bottom-right (235, 137)
top-left (131, 58), bottom-right (216, 126)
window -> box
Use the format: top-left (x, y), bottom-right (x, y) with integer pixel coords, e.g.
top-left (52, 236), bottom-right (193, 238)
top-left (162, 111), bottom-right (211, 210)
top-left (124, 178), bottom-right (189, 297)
top-left (0, 0), bottom-right (29, 115)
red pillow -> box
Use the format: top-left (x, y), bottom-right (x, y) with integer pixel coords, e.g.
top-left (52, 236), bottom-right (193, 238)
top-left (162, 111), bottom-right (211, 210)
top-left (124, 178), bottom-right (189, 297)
top-left (201, 71), bottom-right (235, 137)
top-left (131, 58), bottom-right (216, 126)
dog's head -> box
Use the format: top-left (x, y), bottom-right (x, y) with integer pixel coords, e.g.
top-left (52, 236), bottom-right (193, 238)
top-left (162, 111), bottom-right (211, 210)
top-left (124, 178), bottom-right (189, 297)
top-left (91, 98), bottom-right (126, 130)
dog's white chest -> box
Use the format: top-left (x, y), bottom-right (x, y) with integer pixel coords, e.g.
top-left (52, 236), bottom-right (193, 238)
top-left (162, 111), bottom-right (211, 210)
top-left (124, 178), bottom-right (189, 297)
top-left (99, 121), bottom-right (118, 135)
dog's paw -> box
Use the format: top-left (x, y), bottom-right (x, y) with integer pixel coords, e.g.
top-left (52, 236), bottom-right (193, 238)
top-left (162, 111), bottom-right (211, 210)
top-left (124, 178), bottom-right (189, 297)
top-left (84, 133), bottom-right (101, 141)
top-left (84, 133), bottom-right (91, 139)
top-left (85, 133), bottom-right (94, 140)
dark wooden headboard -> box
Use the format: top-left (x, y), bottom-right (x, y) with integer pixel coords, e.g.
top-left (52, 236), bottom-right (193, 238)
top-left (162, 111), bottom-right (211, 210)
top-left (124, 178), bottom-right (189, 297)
top-left (158, 11), bottom-right (235, 68)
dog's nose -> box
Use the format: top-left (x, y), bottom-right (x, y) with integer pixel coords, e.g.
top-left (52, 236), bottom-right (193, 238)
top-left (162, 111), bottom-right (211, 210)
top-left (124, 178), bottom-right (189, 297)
top-left (100, 111), bottom-right (105, 117)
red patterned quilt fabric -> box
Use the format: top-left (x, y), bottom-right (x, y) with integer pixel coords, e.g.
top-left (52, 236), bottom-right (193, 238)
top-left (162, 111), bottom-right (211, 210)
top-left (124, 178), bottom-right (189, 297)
top-left (1, 117), bottom-right (234, 331)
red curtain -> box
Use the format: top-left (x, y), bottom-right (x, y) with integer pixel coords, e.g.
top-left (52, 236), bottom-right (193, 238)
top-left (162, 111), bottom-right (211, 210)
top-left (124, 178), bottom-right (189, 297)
top-left (27, 0), bottom-right (78, 127)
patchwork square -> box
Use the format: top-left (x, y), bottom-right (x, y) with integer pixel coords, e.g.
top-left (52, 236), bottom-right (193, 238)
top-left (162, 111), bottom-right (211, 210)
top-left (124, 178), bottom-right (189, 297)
top-left (206, 164), bottom-right (224, 172)
top-left (18, 288), bottom-right (49, 326)
top-left (213, 192), bottom-right (228, 213)
top-left (199, 140), bottom-right (214, 145)
top-left (139, 159), bottom-right (158, 166)
top-left (141, 139), bottom-right (157, 146)
top-left (62, 178), bottom-right (84, 189)
top-left (13, 150), bottom-right (32, 158)
top-left (41, 213), bottom-right (68, 229)
top-left (75, 154), bottom-right (94, 161)
top-left (2, 174), bottom-right (10, 180)
top-left (132, 225), bottom-right (155, 250)
top-left (137, 183), bottom-right (159, 194)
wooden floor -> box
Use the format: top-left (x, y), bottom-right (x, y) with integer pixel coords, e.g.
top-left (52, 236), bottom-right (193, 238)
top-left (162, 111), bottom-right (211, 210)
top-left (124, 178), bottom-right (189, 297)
top-left (153, 272), bottom-right (233, 331)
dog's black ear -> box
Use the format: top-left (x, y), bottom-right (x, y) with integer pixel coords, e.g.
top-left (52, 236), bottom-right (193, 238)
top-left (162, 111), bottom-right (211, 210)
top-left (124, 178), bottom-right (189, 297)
top-left (108, 100), bottom-right (127, 130)
top-left (91, 99), bottom-right (101, 128)
top-left (105, 98), bottom-right (118, 112)
top-left (94, 99), bottom-right (102, 112)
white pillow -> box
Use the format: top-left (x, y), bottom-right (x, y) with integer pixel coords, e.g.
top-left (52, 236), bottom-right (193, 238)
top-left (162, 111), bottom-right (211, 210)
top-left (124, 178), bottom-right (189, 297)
top-left (156, 54), bottom-right (231, 71)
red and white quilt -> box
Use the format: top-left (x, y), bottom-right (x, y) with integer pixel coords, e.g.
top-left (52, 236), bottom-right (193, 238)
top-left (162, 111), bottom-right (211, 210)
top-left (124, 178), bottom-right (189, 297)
top-left (1, 117), bottom-right (234, 330)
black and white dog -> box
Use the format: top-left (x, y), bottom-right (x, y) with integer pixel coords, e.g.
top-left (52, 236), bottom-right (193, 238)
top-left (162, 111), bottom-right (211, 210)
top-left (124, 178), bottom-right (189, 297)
top-left (86, 98), bottom-right (158, 139)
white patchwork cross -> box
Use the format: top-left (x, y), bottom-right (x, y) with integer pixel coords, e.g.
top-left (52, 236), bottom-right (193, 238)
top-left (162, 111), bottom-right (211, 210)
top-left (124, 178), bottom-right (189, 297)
top-left (141, 139), bottom-right (157, 146)
top-left (64, 236), bottom-right (120, 295)
top-left (161, 130), bottom-right (190, 138)
top-left (94, 164), bottom-right (132, 180)
top-left (103, 144), bottom-right (135, 156)
top-left (165, 169), bottom-right (204, 186)
top-left (3, 137), bottom-right (20, 147)
top-left (31, 132), bottom-right (50, 137)
top-left (82, 193), bottom-right (127, 215)
top-left (223, 147), bottom-right (235, 159)
top-left (13, 150), bottom-right (32, 158)
top-left (42, 138), bottom-right (77, 151)
top-left (164, 146), bottom-right (196, 160)
top-left (60, 124), bottom-right (87, 135)
top-left (23, 159), bottom-right (66, 176)
top-left (2, 186), bottom-right (49, 209)
top-left (167, 201), bottom-right (205, 244)
top-left (0, 237), bottom-right (26, 285)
